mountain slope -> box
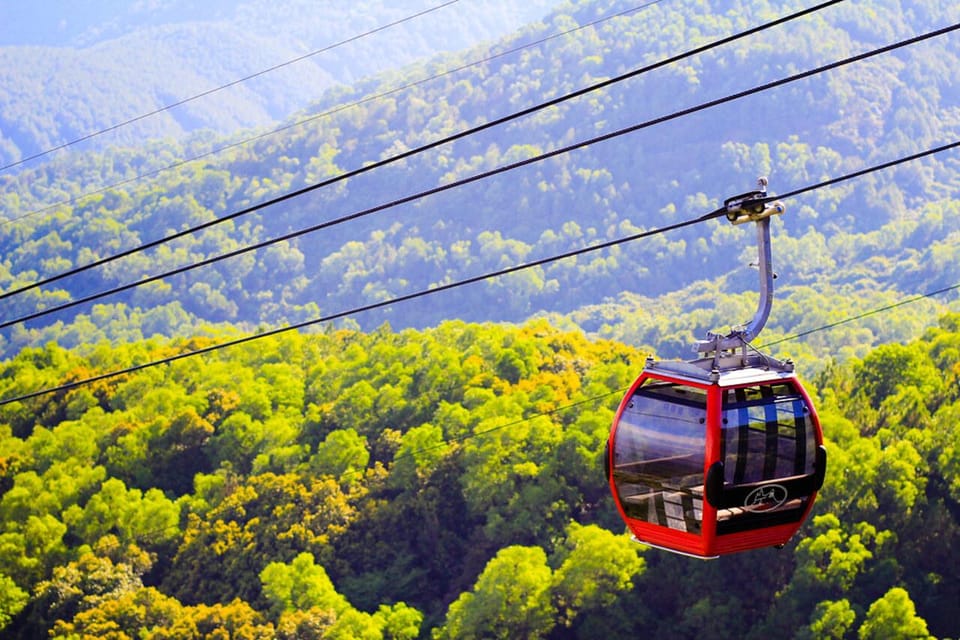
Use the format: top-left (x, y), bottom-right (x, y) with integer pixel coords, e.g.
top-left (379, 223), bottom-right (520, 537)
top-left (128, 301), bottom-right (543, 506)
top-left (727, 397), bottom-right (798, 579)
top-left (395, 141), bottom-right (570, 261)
top-left (1, 0), bottom-right (959, 369)
top-left (0, 0), bottom-right (558, 164)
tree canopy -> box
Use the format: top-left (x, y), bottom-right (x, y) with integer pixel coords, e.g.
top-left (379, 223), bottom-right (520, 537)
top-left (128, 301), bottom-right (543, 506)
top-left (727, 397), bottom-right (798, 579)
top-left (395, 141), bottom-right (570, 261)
top-left (0, 314), bottom-right (957, 637)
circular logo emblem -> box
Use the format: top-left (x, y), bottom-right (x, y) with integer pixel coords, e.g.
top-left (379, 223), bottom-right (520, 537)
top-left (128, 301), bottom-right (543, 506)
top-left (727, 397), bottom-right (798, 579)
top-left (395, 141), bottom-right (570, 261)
top-left (743, 484), bottom-right (789, 512)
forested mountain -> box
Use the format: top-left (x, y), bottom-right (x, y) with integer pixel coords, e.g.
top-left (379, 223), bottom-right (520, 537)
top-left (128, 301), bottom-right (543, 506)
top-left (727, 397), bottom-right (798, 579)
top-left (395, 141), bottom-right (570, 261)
top-left (1, 0), bottom-right (959, 370)
top-left (2, 0), bottom-right (960, 637)
top-left (0, 0), bottom-right (557, 162)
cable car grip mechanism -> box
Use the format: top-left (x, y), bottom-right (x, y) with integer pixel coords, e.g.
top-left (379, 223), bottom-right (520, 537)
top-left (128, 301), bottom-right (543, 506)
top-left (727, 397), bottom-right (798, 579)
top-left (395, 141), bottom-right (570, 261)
top-left (696, 177), bottom-right (786, 361)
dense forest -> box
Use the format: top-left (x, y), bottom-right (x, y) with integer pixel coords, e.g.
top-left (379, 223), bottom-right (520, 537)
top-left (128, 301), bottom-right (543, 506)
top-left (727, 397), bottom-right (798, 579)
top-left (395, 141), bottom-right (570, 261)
top-left (0, 316), bottom-right (958, 637)
top-left (2, 0), bottom-right (960, 637)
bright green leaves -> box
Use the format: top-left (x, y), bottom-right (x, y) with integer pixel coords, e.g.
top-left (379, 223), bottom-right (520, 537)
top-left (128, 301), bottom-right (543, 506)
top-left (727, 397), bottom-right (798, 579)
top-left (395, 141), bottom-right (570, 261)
top-left (261, 552), bottom-right (350, 618)
top-left (310, 428), bottom-right (370, 482)
top-left (460, 414), bottom-right (565, 544)
top-left (0, 573), bottom-right (27, 630)
top-left (388, 423), bottom-right (447, 489)
top-left (260, 552), bottom-right (422, 640)
top-left (858, 587), bottom-right (933, 640)
top-left (435, 523), bottom-right (644, 639)
top-left (936, 401), bottom-right (960, 502)
top-left (806, 599), bottom-right (857, 640)
top-left (761, 513), bottom-right (904, 636)
top-left (853, 342), bottom-right (943, 416)
top-left (437, 545), bottom-right (555, 640)
top-left (61, 477), bottom-right (179, 548)
top-left (2, 312), bottom-right (957, 637)
top-left (0, 514), bottom-right (67, 586)
top-left (551, 523), bottom-right (644, 626)
top-left (0, 319), bottom-right (650, 637)
top-left (29, 536), bottom-right (152, 634)
top-left (49, 587), bottom-right (275, 639)
top-left (795, 515), bottom-right (888, 593)
top-left (163, 471), bottom-right (360, 606)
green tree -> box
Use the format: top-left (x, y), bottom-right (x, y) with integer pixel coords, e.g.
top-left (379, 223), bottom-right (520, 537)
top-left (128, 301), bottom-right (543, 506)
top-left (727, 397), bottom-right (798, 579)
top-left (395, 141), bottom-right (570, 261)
top-left (435, 545), bottom-right (555, 640)
top-left (62, 477), bottom-right (179, 548)
top-left (853, 343), bottom-right (943, 415)
top-left (163, 472), bottom-right (358, 606)
top-left (550, 523), bottom-right (645, 627)
top-left (325, 608), bottom-right (384, 640)
top-left (795, 514), bottom-right (884, 593)
top-left (49, 587), bottom-right (276, 639)
top-left (858, 587), bottom-right (933, 640)
top-left (275, 607), bottom-right (337, 640)
top-left (0, 513), bottom-right (68, 586)
top-left (806, 599), bottom-right (857, 640)
top-left (24, 536), bottom-right (151, 638)
top-left (310, 428), bottom-right (370, 481)
top-left (260, 552), bottom-right (349, 619)
top-left (261, 553), bottom-right (422, 640)
top-left (150, 407), bottom-right (215, 495)
top-left (377, 602), bottom-right (423, 640)
top-left (387, 423), bottom-right (447, 490)
top-left (0, 573), bottom-right (28, 631)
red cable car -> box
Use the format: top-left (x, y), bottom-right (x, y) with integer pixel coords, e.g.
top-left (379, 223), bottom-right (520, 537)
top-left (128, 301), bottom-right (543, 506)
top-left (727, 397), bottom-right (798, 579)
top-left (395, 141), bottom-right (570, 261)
top-left (605, 181), bottom-right (826, 558)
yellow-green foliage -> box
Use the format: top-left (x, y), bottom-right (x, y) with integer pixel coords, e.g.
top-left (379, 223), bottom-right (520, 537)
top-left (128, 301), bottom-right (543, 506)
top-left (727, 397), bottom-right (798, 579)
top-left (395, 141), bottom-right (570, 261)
top-left (0, 315), bottom-right (958, 637)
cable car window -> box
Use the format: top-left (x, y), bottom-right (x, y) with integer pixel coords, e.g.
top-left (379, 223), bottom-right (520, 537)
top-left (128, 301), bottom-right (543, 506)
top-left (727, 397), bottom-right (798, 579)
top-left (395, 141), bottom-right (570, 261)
top-left (716, 382), bottom-right (818, 534)
top-left (612, 382), bottom-right (707, 534)
top-left (721, 383), bottom-right (816, 484)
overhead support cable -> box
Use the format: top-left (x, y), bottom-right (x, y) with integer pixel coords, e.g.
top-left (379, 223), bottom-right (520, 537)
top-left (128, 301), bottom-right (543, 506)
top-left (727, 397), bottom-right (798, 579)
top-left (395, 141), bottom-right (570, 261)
top-left (0, 0), bottom-right (462, 173)
top-left (0, 0), bottom-right (846, 301)
top-left (3, 138), bottom-right (960, 406)
top-left (5, 0), bottom-right (667, 227)
top-left (3, 22), bottom-right (957, 330)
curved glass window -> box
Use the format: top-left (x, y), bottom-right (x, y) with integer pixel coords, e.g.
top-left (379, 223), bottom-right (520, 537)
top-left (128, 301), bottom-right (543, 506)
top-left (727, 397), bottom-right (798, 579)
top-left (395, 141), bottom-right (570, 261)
top-left (721, 383), bottom-right (817, 485)
top-left (612, 382), bottom-right (706, 533)
top-left (716, 382), bottom-right (818, 534)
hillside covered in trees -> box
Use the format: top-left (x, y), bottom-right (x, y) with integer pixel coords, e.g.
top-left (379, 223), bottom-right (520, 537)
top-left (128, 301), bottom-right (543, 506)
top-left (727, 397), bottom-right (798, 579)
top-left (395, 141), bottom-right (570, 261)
top-left (0, 0), bottom-right (958, 368)
top-left (2, 0), bottom-right (960, 637)
top-left (0, 316), bottom-right (958, 637)
top-left (0, 0), bottom-right (556, 160)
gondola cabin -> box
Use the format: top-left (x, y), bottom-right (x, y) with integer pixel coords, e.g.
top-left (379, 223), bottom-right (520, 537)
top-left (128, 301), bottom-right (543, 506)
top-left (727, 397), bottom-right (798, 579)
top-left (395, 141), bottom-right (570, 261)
top-left (606, 354), bottom-right (826, 558)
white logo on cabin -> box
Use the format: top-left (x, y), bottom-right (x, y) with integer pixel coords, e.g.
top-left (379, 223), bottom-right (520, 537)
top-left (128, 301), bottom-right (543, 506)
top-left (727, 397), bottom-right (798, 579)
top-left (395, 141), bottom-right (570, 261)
top-left (743, 484), bottom-right (788, 512)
